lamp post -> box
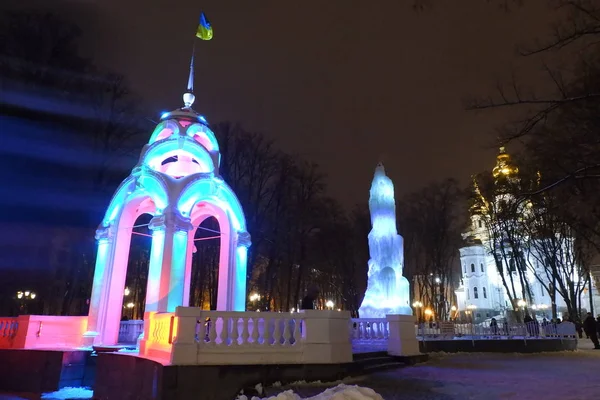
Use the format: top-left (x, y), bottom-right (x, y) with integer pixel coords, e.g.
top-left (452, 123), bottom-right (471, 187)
top-left (16, 290), bottom-right (36, 314)
top-left (325, 300), bottom-right (334, 310)
top-left (517, 299), bottom-right (527, 320)
top-left (467, 304), bottom-right (477, 323)
top-left (412, 301), bottom-right (423, 322)
top-left (249, 293), bottom-right (261, 311)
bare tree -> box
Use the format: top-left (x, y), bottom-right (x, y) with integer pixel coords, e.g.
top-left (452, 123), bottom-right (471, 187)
top-left (523, 193), bottom-right (590, 319)
top-left (472, 173), bottom-right (534, 321)
top-left (400, 179), bottom-right (464, 321)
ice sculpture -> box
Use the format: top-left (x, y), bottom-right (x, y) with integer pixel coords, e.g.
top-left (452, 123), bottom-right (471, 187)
top-left (358, 163), bottom-right (412, 318)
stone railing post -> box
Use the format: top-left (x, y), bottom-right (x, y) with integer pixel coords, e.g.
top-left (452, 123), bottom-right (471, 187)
top-left (170, 307), bottom-right (200, 365)
top-left (139, 311), bottom-right (154, 357)
top-left (386, 314), bottom-right (420, 356)
top-left (300, 310), bottom-right (352, 364)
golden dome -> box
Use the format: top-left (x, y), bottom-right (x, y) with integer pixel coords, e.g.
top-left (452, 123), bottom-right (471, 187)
top-left (492, 146), bottom-right (519, 181)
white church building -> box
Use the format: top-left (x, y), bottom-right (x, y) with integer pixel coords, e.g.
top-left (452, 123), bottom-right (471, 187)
top-left (455, 148), bottom-right (600, 322)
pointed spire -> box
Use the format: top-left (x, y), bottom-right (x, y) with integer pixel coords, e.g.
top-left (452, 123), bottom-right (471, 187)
top-left (183, 47), bottom-right (196, 108)
top-left (374, 162), bottom-right (386, 177)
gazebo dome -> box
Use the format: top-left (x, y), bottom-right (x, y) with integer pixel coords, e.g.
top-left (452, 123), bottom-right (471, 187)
top-left (159, 92), bottom-right (209, 126)
top-left (143, 92), bottom-right (220, 179)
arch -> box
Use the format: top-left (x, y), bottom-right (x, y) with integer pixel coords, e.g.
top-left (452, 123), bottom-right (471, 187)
top-left (470, 263), bottom-right (475, 273)
top-left (178, 181), bottom-right (249, 311)
top-left (148, 120), bottom-right (180, 144)
top-left (87, 192), bottom-right (159, 346)
top-left (474, 287), bottom-right (479, 299)
top-left (186, 123), bottom-right (220, 153)
top-left (188, 216), bottom-right (221, 308)
top-left (101, 172), bottom-right (169, 226)
top-left (178, 178), bottom-right (247, 232)
top-left (142, 139), bottom-right (216, 176)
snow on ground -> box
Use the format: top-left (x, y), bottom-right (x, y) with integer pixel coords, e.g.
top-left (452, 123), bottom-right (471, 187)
top-left (238, 384), bottom-right (383, 400)
top-left (264, 342), bottom-right (600, 400)
top-left (40, 387), bottom-right (93, 399)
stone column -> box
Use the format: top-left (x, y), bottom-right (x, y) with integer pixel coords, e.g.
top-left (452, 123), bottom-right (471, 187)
top-left (146, 210), bottom-right (193, 313)
top-left (387, 314), bottom-right (421, 356)
top-left (233, 231), bottom-right (251, 311)
top-left (84, 226), bottom-right (115, 347)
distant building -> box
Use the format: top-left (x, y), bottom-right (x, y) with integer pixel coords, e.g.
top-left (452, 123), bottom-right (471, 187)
top-left (455, 148), bottom-right (600, 323)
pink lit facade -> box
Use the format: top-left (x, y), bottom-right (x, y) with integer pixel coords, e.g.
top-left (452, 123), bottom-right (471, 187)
top-left (85, 101), bottom-right (251, 346)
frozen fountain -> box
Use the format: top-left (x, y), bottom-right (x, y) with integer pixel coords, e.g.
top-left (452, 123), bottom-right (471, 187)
top-left (358, 163), bottom-right (412, 318)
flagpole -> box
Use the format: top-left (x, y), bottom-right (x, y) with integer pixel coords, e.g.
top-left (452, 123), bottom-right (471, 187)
top-left (183, 33), bottom-right (197, 108)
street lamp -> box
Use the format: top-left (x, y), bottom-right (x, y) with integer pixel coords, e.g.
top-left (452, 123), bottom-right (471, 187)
top-left (17, 290), bottom-right (36, 300)
top-left (450, 305), bottom-right (457, 320)
top-left (325, 300), bottom-right (334, 310)
top-left (249, 293), bottom-right (261, 302)
top-left (124, 287), bottom-right (130, 296)
top-left (467, 304), bottom-right (477, 322)
top-left (413, 301), bottom-right (423, 322)
top-left (16, 290), bottom-right (36, 314)
top-left (249, 293), bottom-right (261, 310)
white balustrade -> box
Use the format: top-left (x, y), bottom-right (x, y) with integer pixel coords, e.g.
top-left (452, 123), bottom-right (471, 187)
top-left (416, 320), bottom-right (577, 340)
top-left (0, 317), bottom-right (19, 349)
top-left (351, 318), bottom-right (389, 341)
top-left (118, 320), bottom-right (144, 344)
top-left (172, 308), bottom-right (352, 365)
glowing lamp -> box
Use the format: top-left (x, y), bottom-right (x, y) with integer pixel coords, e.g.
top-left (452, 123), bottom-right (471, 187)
top-left (30, 293), bottom-right (36, 299)
top-left (126, 302), bottom-right (135, 309)
top-left (124, 287), bottom-right (130, 296)
top-left (325, 300), bottom-right (334, 309)
top-left (17, 291), bottom-right (23, 299)
top-left (249, 293), bottom-right (261, 302)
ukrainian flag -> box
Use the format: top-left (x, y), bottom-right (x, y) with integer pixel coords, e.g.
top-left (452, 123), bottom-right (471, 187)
top-left (196, 12), bottom-right (213, 40)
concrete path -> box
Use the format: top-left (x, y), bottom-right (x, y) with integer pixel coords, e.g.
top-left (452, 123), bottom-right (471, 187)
top-left (269, 344), bottom-right (600, 400)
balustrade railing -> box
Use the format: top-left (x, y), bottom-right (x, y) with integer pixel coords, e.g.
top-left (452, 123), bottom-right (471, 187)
top-left (416, 320), bottom-right (577, 340)
top-left (350, 318), bottom-right (389, 341)
top-left (118, 320), bottom-right (144, 345)
top-left (139, 312), bottom-right (176, 361)
top-left (170, 308), bottom-right (351, 365)
top-left (0, 317), bottom-right (19, 348)
top-left (195, 311), bottom-right (304, 348)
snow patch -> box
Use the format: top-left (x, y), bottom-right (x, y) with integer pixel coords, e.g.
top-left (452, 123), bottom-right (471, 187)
top-left (117, 347), bottom-right (139, 353)
top-left (41, 387), bottom-right (93, 399)
top-left (237, 384), bottom-right (383, 400)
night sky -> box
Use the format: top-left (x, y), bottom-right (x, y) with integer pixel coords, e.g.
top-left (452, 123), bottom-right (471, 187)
top-left (6, 0), bottom-right (562, 207)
